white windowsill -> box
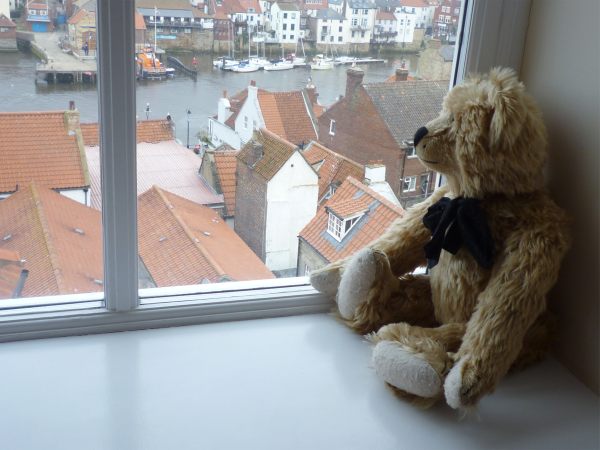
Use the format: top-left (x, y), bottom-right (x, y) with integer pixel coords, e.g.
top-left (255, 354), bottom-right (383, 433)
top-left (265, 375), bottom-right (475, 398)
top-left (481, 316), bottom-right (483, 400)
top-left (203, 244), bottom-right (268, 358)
top-left (0, 314), bottom-right (596, 450)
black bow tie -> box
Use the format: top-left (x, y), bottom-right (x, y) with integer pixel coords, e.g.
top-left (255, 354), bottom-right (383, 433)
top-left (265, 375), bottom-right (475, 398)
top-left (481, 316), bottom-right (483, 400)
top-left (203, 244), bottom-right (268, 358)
top-left (423, 197), bottom-right (494, 270)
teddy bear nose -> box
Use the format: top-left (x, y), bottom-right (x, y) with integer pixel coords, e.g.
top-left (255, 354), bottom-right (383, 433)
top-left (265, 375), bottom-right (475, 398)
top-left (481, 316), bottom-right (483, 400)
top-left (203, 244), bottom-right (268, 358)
top-left (414, 127), bottom-right (429, 147)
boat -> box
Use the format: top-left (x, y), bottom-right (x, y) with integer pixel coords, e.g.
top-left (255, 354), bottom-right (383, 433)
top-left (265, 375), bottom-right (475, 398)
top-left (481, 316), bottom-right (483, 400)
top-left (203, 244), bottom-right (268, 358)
top-left (165, 67), bottom-right (175, 78)
top-left (136, 48), bottom-right (167, 79)
top-left (231, 61), bottom-right (260, 73)
top-left (249, 56), bottom-right (270, 69)
top-left (264, 59), bottom-right (294, 71)
top-left (310, 54), bottom-right (333, 70)
top-left (214, 56), bottom-right (240, 70)
top-left (334, 56), bottom-right (388, 65)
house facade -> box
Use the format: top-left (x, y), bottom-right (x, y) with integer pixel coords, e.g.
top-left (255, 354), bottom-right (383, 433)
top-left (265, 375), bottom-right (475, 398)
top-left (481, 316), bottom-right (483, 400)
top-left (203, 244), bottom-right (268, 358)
top-left (317, 68), bottom-right (447, 205)
top-left (26, 0), bottom-right (53, 32)
top-left (345, 0), bottom-right (377, 47)
top-left (397, 0), bottom-right (435, 31)
top-left (68, 3), bottom-right (96, 58)
top-left (432, 0), bottom-right (461, 41)
top-left (310, 8), bottom-right (346, 46)
top-left (235, 129), bottom-right (318, 276)
top-left (269, 1), bottom-right (300, 44)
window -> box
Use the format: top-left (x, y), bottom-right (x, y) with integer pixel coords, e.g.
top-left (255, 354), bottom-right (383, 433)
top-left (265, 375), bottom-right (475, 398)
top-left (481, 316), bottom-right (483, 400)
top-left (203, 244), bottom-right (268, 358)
top-left (338, 36), bottom-right (342, 42)
top-left (339, 26), bottom-right (342, 32)
top-left (363, 9), bottom-right (368, 14)
top-left (352, 18), bottom-right (357, 26)
top-left (403, 176), bottom-right (417, 192)
top-left (330, 35), bottom-right (333, 42)
top-left (244, 115), bottom-right (249, 129)
top-left (0, 0), bottom-right (530, 340)
top-left (329, 119), bottom-right (336, 135)
top-left (321, 35), bottom-right (325, 41)
top-left (327, 212), bottom-right (361, 241)
top-left (304, 264), bottom-right (311, 276)
top-left (420, 173), bottom-right (430, 194)
top-left (283, 12), bottom-right (288, 18)
top-left (290, 34), bottom-right (295, 40)
top-left (406, 146), bottom-right (417, 158)
top-left (283, 23), bottom-right (287, 30)
top-left (361, 31), bottom-right (365, 37)
top-left (292, 13), bottom-right (296, 19)
top-left (283, 34), bottom-right (287, 39)
top-left (291, 24), bottom-right (295, 30)
top-left (29, 9), bottom-right (36, 14)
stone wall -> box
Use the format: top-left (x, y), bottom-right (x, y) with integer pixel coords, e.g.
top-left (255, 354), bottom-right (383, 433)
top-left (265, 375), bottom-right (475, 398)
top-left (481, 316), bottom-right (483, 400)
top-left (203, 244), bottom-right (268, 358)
top-left (296, 239), bottom-right (328, 276)
top-left (149, 29), bottom-right (213, 52)
top-left (234, 159), bottom-right (268, 262)
top-left (0, 37), bottom-right (17, 51)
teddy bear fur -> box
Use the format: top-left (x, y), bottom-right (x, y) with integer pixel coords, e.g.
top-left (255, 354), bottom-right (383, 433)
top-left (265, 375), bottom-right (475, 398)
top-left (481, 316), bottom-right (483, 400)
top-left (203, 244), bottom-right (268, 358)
top-left (310, 68), bottom-right (570, 410)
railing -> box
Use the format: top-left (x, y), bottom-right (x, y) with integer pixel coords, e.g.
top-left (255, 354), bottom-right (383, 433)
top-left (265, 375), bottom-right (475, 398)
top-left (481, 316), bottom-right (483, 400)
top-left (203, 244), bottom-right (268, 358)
top-left (148, 20), bottom-right (203, 28)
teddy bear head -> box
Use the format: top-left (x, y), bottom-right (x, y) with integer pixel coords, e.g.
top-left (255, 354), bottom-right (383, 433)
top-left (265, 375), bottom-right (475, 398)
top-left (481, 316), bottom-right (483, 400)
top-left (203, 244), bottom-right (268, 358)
top-left (414, 68), bottom-right (548, 198)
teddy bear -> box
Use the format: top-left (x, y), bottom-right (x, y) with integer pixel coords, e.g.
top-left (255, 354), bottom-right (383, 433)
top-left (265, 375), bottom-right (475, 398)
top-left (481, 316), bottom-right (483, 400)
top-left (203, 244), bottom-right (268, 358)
top-left (310, 67), bottom-right (570, 409)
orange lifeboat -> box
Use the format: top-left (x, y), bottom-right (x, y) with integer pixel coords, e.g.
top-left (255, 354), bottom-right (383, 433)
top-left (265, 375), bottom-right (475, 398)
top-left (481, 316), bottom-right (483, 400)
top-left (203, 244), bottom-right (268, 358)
top-left (136, 48), bottom-right (167, 80)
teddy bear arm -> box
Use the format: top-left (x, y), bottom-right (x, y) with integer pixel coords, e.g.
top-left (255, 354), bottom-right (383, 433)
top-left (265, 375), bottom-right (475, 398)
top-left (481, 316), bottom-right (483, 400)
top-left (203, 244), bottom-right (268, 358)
top-left (445, 225), bottom-right (571, 408)
top-left (371, 186), bottom-right (450, 276)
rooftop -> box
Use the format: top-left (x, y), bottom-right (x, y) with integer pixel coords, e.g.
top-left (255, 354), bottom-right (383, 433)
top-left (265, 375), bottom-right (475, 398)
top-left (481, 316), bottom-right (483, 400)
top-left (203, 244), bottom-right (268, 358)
top-left (376, 10), bottom-right (397, 20)
top-left (85, 140), bottom-right (223, 210)
top-left (0, 110), bottom-right (89, 195)
top-left (0, 183), bottom-right (103, 298)
top-left (299, 177), bottom-right (403, 263)
top-left (363, 80), bottom-right (448, 148)
top-left (138, 186), bottom-right (273, 285)
top-left (347, 0), bottom-right (377, 9)
top-left (80, 119), bottom-right (174, 146)
top-left (315, 8), bottom-right (344, 20)
top-left (213, 148), bottom-right (239, 217)
top-left (302, 141), bottom-right (363, 201)
top-left (0, 249), bottom-right (24, 300)
top-left (0, 13), bottom-right (16, 27)
top-left (274, 2), bottom-right (300, 11)
top-left (399, 0), bottom-right (430, 7)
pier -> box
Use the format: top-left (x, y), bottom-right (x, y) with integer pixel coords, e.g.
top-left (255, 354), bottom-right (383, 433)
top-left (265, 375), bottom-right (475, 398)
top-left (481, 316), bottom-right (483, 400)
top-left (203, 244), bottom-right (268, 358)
top-left (32, 32), bottom-right (97, 84)
top-left (167, 55), bottom-right (198, 81)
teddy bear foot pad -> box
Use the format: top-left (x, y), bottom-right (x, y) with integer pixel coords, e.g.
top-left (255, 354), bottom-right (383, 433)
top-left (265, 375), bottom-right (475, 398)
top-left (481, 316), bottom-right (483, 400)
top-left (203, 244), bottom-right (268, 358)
top-left (373, 341), bottom-right (442, 398)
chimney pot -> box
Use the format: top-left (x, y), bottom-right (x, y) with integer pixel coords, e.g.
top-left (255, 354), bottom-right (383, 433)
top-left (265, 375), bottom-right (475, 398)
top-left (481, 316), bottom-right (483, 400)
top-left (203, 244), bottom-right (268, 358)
top-left (250, 80), bottom-right (256, 87)
top-left (345, 68), bottom-right (364, 99)
top-left (395, 68), bottom-right (409, 81)
top-left (69, 100), bottom-right (76, 110)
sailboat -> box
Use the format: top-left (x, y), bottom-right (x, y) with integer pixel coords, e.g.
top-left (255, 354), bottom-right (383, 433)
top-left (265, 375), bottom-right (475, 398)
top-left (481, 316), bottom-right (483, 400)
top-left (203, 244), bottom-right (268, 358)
top-left (264, 41), bottom-right (294, 71)
top-left (288, 37), bottom-right (308, 67)
top-left (232, 27), bottom-right (260, 72)
top-left (310, 53), bottom-right (333, 70)
top-left (213, 22), bottom-right (240, 70)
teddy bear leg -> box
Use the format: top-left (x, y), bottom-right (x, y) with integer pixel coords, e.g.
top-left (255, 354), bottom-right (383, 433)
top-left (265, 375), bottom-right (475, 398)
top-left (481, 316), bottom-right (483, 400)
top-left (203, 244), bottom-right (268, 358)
top-left (370, 323), bottom-right (465, 405)
top-left (510, 312), bottom-right (555, 372)
top-left (342, 250), bottom-right (435, 334)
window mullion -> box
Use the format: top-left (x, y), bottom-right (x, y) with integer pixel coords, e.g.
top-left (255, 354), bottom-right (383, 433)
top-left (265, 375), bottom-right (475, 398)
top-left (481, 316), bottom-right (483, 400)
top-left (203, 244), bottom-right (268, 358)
top-left (97, 0), bottom-right (138, 312)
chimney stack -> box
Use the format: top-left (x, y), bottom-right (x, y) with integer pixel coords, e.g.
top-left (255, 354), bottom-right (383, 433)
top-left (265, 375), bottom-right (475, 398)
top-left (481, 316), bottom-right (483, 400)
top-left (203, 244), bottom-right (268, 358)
top-left (345, 68), bottom-right (364, 99)
top-left (64, 101), bottom-right (80, 136)
top-left (395, 68), bottom-right (409, 81)
top-left (250, 80), bottom-right (256, 87)
top-left (428, 38), bottom-right (442, 49)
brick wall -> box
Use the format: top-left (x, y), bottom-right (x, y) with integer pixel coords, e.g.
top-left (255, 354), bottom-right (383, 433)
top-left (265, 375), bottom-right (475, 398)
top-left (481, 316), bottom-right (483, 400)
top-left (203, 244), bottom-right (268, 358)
top-left (234, 159), bottom-right (267, 261)
top-left (296, 239), bottom-right (328, 276)
top-left (318, 87), bottom-right (404, 195)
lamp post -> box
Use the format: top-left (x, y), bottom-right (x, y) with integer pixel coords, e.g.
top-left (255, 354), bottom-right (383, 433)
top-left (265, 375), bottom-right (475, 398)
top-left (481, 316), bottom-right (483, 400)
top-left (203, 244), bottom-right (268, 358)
top-left (145, 102), bottom-right (151, 119)
top-left (186, 109), bottom-right (191, 148)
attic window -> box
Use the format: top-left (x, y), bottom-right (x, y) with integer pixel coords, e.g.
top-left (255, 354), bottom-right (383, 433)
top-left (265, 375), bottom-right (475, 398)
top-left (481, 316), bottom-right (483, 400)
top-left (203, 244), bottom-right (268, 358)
top-left (327, 211), bottom-right (362, 242)
top-left (329, 119), bottom-right (336, 135)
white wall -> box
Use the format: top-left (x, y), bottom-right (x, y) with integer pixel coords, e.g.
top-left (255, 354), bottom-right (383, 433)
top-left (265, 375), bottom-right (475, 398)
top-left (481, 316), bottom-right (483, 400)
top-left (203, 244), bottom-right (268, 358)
top-left (59, 189), bottom-right (89, 206)
top-left (520, 0), bottom-right (599, 393)
top-left (314, 18), bottom-right (346, 45)
top-left (0, 0), bottom-right (10, 16)
top-left (270, 3), bottom-right (300, 44)
top-left (345, 7), bottom-right (376, 44)
top-left (265, 151), bottom-right (318, 272)
top-left (394, 12), bottom-right (416, 43)
top-left (208, 117), bottom-right (242, 150)
top-left (234, 85), bottom-right (264, 145)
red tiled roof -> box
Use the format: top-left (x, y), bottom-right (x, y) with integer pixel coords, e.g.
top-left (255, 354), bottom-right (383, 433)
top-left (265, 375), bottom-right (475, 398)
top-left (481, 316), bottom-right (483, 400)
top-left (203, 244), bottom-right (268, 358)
top-left (238, 128), bottom-right (299, 181)
top-left (0, 14), bottom-right (16, 27)
top-left (138, 186), bottom-right (273, 285)
top-left (80, 120), bottom-right (173, 146)
top-left (400, 0), bottom-right (430, 7)
top-left (327, 196), bottom-right (370, 219)
top-left (85, 140), bottom-right (223, 210)
top-left (0, 249), bottom-right (24, 300)
top-left (0, 111), bottom-right (89, 194)
top-left (68, 8), bottom-right (91, 24)
top-left (258, 90), bottom-right (317, 146)
top-left (302, 141), bottom-right (364, 200)
top-left (299, 177), bottom-right (404, 263)
top-left (135, 11), bottom-right (147, 30)
top-left (376, 10), bottom-right (396, 20)
top-left (238, 0), bottom-right (262, 13)
top-left (214, 149), bottom-right (239, 217)
top-left (300, 0), bottom-right (328, 10)
top-left (0, 183), bottom-right (103, 298)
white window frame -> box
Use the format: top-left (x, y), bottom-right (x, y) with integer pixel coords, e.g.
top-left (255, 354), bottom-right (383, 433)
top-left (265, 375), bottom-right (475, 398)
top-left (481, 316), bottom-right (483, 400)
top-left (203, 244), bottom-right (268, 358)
top-left (403, 175), bottom-right (417, 192)
top-left (329, 119), bottom-right (336, 135)
top-left (0, 0), bottom-right (533, 342)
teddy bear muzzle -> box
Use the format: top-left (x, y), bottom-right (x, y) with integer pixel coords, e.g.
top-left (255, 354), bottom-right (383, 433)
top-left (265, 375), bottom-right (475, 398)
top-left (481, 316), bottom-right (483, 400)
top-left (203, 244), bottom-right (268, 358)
top-left (414, 126), bottom-right (429, 147)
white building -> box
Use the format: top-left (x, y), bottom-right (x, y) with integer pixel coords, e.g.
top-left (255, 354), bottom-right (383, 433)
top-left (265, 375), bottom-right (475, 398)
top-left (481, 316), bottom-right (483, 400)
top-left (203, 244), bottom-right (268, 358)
top-left (311, 8), bottom-right (346, 45)
top-left (395, 10), bottom-right (416, 43)
top-left (0, 0), bottom-right (10, 17)
top-left (396, 0), bottom-right (435, 30)
top-left (208, 81), bottom-right (319, 150)
top-left (235, 129), bottom-right (319, 276)
top-left (269, 1), bottom-right (300, 44)
top-left (328, 0), bottom-right (343, 14)
top-left (345, 0), bottom-right (377, 44)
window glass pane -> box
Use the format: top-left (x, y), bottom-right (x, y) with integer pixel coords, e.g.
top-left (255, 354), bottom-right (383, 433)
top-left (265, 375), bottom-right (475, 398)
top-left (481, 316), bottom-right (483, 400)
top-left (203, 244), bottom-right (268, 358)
top-left (132, 0), bottom-right (462, 293)
top-left (0, 2), bottom-right (103, 303)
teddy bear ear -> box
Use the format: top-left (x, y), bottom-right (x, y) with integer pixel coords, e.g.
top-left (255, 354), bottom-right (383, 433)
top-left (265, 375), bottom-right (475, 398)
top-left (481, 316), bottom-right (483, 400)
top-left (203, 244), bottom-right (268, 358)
top-left (487, 67), bottom-right (526, 149)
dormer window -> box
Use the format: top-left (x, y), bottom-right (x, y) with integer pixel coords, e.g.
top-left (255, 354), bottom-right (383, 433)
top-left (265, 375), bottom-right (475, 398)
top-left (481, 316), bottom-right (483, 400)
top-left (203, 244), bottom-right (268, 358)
top-left (327, 211), bottom-right (362, 241)
top-left (329, 119), bottom-right (336, 135)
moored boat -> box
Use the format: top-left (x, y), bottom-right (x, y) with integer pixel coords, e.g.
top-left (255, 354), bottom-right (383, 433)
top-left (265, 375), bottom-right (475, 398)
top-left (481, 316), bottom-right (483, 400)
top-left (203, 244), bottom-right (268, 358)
top-left (231, 61), bottom-right (260, 73)
top-left (264, 59), bottom-right (294, 71)
top-left (136, 48), bottom-right (167, 79)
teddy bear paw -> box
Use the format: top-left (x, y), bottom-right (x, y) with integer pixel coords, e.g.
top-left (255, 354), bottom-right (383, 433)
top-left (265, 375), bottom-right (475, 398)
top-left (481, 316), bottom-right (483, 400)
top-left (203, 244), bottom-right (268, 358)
top-left (337, 247), bottom-right (378, 319)
top-left (309, 266), bottom-right (342, 298)
top-left (372, 341), bottom-right (443, 398)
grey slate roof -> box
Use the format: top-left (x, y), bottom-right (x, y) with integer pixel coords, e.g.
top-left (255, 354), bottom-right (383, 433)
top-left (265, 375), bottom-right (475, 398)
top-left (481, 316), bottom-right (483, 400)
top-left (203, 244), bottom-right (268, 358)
top-left (363, 81), bottom-right (448, 147)
top-left (440, 45), bottom-right (455, 62)
top-left (374, 0), bottom-right (400, 9)
top-left (328, 0), bottom-right (343, 5)
top-left (275, 2), bottom-right (300, 11)
top-left (347, 0), bottom-right (377, 9)
top-left (138, 7), bottom-right (194, 18)
top-left (315, 8), bottom-right (344, 20)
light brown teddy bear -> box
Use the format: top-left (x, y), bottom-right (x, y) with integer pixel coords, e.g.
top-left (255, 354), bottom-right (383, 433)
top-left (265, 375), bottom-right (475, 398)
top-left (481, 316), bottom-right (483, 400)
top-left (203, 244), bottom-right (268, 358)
top-left (310, 68), bottom-right (570, 409)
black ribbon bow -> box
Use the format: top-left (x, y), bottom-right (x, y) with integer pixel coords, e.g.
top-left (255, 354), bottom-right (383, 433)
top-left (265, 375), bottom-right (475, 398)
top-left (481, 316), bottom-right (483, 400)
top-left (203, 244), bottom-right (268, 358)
top-left (423, 197), bottom-right (494, 270)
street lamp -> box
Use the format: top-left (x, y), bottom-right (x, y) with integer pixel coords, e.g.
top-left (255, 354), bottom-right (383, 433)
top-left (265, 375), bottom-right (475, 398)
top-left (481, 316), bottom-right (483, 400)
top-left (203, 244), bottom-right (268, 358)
top-left (186, 109), bottom-right (191, 149)
top-left (145, 102), bottom-right (151, 119)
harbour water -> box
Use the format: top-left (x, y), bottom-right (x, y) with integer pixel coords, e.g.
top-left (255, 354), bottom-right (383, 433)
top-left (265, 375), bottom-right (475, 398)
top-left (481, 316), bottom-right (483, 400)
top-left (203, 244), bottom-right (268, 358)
top-left (0, 51), bottom-right (419, 144)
